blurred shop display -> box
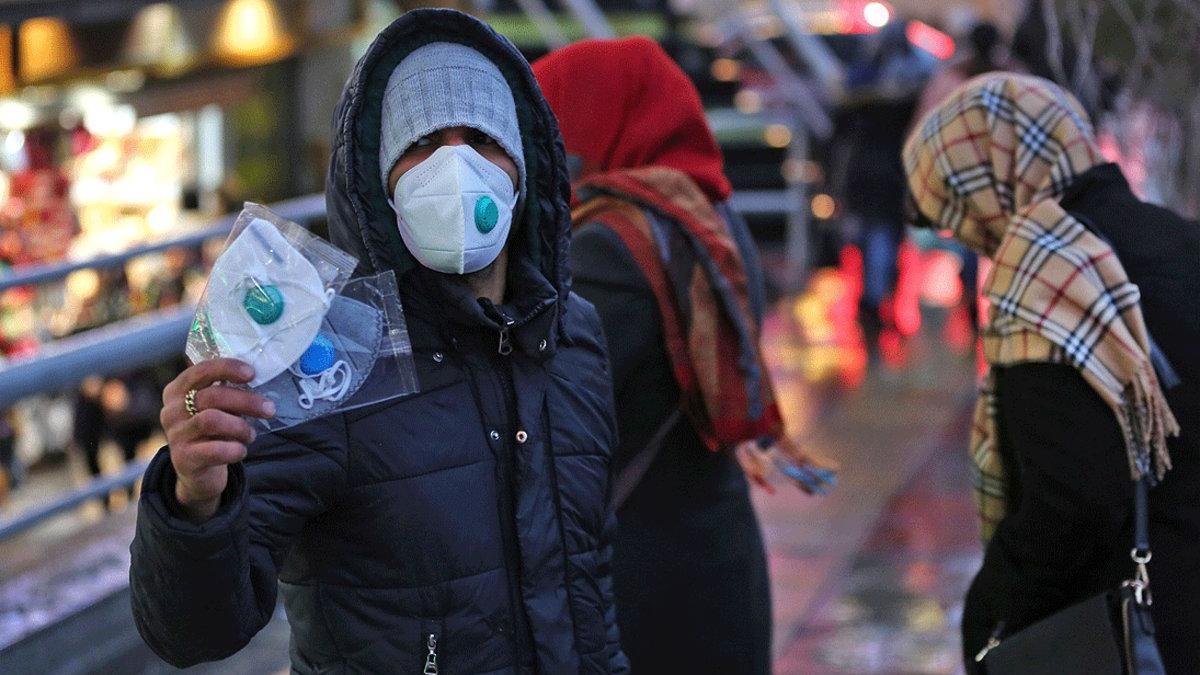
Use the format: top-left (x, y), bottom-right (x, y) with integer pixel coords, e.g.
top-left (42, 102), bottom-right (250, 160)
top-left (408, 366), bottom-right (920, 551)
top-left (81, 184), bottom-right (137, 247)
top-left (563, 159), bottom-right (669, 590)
top-left (0, 0), bottom-right (362, 484)
top-left (0, 0), bottom-right (363, 326)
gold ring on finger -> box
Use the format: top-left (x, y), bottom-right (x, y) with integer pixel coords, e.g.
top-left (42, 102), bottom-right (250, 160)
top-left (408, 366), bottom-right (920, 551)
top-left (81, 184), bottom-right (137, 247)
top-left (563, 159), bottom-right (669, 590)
top-left (185, 388), bottom-right (199, 418)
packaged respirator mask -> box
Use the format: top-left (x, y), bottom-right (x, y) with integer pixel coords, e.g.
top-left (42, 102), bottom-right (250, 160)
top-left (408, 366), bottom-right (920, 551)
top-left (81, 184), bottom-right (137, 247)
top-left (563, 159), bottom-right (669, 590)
top-left (188, 203), bottom-right (419, 431)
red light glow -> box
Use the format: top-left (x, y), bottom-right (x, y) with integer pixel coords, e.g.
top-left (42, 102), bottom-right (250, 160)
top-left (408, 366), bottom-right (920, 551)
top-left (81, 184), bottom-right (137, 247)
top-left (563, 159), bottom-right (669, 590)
top-left (838, 0), bottom-right (892, 34)
top-left (906, 20), bottom-right (956, 60)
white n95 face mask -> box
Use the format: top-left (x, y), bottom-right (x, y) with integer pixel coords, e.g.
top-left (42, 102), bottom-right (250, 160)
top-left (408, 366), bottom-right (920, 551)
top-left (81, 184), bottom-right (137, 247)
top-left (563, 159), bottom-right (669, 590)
top-left (390, 144), bottom-right (517, 275)
top-left (203, 218), bottom-right (334, 387)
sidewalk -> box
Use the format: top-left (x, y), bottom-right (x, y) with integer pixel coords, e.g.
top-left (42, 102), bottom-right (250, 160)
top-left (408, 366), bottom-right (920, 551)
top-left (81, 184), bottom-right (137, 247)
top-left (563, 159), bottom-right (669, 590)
top-left (756, 291), bottom-right (981, 674)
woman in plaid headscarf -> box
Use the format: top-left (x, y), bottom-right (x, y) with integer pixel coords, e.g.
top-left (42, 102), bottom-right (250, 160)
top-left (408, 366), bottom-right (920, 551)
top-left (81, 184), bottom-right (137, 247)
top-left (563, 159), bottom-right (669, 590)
top-left (904, 73), bottom-right (1200, 672)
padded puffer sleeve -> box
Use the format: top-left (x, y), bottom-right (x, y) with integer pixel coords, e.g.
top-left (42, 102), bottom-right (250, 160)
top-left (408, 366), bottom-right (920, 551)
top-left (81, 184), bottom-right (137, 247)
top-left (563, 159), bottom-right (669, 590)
top-left (599, 513), bottom-right (631, 674)
top-left (129, 421), bottom-right (348, 668)
top-left (567, 287), bottom-right (631, 673)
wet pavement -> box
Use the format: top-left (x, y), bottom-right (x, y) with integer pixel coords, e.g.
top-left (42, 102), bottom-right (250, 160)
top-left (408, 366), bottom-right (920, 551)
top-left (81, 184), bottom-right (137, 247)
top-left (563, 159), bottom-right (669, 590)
top-left (0, 267), bottom-right (984, 674)
top-left (757, 267), bottom-right (981, 675)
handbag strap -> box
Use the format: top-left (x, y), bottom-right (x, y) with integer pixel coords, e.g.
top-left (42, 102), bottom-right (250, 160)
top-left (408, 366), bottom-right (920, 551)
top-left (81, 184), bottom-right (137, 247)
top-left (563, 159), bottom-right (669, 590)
top-left (1134, 476), bottom-right (1150, 558)
top-left (1127, 337), bottom-right (1177, 599)
top-left (1127, 475), bottom-right (1154, 606)
top-left (609, 408), bottom-right (683, 512)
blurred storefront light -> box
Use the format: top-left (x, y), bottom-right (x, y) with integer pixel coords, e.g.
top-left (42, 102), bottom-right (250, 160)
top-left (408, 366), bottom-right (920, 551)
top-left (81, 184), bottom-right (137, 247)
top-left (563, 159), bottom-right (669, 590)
top-left (763, 123), bottom-right (791, 148)
top-left (83, 104), bottom-right (137, 137)
top-left (0, 27), bottom-right (13, 94)
top-left (802, 160), bottom-right (824, 183)
top-left (125, 3), bottom-right (198, 76)
top-left (67, 86), bottom-right (114, 113)
top-left (862, 2), bottom-right (891, 29)
top-left (0, 99), bottom-right (34, 130)
top-left (710, 58), bottom-right (741, 83)
top-left (781, 158), bottom-right (803, 184)
top-left (782, 158), bottom-right (823, 185)
top-left (19, 17), bottom-right (77, 82)
top-left (693, 23), bottom-right (722, 48)
top-left (811, 193), bottom-right (836, 219)
top-left (808, 9), bottom-right (852, 35)
top-left (212, 0), bottom-right (293, 67)
top-left (104, 70), bottom-right (147, 94)
top-left (3, 130), bottom-right (24, 159)
top-left (734, 89), bottom-right (763, 115)
top-left (65, 268), bottom-right (101, 301)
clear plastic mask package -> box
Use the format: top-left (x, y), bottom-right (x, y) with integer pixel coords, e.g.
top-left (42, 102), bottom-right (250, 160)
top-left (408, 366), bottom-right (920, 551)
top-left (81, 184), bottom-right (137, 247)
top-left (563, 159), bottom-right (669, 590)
top-left (187, 203), bottom-right (419, 431)
top-left (251, 269), bottom-right (418, 431)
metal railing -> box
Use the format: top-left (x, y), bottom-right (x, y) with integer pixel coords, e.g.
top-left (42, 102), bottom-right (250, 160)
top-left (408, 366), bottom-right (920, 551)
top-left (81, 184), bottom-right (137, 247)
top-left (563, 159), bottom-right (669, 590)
top-left (0, 193), bottom-right (326, 293)
top-left (0, 460), bottom-right (151, 541)
top-left (0, 194), bottom-right (327, 541)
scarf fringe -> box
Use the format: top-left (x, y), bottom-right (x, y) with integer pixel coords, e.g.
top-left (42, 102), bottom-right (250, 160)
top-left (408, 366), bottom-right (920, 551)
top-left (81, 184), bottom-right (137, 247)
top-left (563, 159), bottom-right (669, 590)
top-left (1116, 360), bottom-right (1180, 483)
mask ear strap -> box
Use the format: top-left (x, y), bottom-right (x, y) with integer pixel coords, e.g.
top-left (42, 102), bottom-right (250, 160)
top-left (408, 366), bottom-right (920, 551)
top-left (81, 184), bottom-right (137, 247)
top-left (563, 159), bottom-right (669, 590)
top-left (295, 360), bottom-right (352, 410)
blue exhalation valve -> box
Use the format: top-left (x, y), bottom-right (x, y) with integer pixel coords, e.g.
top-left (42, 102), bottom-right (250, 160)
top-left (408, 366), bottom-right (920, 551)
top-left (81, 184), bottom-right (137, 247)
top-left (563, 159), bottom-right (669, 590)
top-left (298, 334), bottom-right (336, 376)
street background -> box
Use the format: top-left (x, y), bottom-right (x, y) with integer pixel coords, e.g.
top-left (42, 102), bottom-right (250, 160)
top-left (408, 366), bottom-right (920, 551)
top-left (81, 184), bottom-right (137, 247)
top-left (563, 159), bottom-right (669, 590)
top-left (0, 1), bottom-right (1196, 673)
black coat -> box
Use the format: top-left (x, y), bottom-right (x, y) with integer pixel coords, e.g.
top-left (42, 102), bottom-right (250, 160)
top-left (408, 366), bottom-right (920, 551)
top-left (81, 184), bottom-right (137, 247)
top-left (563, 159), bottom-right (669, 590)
top-left (571, 205), bottom-right (772, 674)
top-left (962, 164), bottom-right (1200, 673)
top-left (130, 10), bottom-right (628, 674)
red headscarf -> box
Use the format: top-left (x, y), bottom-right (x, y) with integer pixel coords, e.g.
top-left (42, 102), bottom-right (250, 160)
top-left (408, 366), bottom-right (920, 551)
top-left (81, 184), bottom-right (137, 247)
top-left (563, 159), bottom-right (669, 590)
top-left (532, 36), bottom-right (733, 204)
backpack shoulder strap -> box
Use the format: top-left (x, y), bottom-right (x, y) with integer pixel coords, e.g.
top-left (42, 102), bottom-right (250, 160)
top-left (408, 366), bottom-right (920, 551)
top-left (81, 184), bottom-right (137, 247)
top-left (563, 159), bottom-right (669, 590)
top-left (609, 408), bottom-right (683, 512)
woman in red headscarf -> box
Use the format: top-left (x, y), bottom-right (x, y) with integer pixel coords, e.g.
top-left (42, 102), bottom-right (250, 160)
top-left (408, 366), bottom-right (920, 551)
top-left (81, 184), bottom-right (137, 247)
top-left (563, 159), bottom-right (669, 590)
top-left (534, 37), bottom-right (830, 674)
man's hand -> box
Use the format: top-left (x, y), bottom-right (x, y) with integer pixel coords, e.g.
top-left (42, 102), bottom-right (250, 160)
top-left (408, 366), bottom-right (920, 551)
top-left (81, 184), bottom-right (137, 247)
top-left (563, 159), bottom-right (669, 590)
top-left (734, 439), bottom-right (778, 495)
top-left (160, 358), bottom-right (275, 522)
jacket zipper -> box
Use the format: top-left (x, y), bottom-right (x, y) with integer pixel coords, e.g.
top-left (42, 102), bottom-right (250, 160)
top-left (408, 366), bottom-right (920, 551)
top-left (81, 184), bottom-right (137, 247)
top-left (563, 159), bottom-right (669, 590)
top-left (479, 297), bottom-right (517, 357)
top-left (497, 317), bottom-right (515, 355)
top-left (974, 621), bottom-right (1005, 663)
top-left (473, 301), bottom-right (534, 670)
top-left (495, 342), bottom-right (536, 670)
top-left (423, 632), bottom-right (439, 675)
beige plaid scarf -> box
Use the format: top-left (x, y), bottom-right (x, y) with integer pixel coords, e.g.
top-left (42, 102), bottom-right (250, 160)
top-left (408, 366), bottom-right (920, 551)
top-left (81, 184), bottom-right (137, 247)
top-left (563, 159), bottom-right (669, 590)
top-left (903, 73), bottom-right (1179, 542)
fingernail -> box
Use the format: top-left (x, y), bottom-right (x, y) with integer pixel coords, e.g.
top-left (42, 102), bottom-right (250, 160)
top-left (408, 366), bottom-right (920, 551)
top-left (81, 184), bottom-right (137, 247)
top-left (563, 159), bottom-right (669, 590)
top-left (240, 364), bottom-right (255, 380)
top-left (250, 429), bottom-right (257, 443)
top-left (262, 400), bottom-right (276, 417)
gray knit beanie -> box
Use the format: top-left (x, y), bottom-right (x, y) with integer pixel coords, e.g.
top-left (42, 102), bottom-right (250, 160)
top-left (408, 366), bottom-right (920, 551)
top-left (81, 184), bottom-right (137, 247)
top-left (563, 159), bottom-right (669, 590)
top-left (379, 42), bottom-right (525, 199)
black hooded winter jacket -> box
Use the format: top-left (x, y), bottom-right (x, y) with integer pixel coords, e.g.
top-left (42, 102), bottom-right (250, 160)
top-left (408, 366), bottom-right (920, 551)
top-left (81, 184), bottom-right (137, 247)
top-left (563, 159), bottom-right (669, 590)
top-left (129, 10), bottom-right (629, 674)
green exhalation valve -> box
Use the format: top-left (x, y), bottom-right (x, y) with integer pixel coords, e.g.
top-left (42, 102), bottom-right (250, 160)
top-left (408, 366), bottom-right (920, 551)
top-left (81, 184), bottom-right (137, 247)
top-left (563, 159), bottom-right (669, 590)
top-left (243, 284), bottom-right (285, 325)
top-left (474, 195), bottom-right (499, 233)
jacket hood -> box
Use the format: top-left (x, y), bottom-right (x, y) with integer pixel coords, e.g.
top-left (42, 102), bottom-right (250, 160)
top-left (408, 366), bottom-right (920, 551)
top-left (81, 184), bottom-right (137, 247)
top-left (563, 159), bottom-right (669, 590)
top-left (325, 9), bottom-right (573, 331)
top-left (532, 36), bottom-right (732, 205)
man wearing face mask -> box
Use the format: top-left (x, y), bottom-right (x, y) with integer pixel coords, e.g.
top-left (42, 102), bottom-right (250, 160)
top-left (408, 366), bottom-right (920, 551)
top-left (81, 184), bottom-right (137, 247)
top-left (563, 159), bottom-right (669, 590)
top-left (129, 10), bottom-right (629, 674)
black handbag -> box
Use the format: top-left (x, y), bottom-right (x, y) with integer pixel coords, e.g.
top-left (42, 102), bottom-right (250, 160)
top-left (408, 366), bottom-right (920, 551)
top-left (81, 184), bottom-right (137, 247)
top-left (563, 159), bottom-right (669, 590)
top-left (976, 476), bottom-right (1165, 674)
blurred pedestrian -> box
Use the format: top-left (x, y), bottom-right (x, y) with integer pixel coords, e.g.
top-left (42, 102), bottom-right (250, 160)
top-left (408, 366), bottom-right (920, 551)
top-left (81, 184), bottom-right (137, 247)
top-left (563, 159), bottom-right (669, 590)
top-left (914, 22), bottom-right (1023, 122)
top-left (912, 20), bottom-right (1027, 333)
top-left (100, 371), bottom-right (159, 468)
top-left (535, 37), bottom-right (832, 675)
top-left (130, 9), bottom-right (628, 673)
top-left (835, 20), bottom-right (935, 353)
top-left (0, 408), bottom-right (16, 504)
top-left (913, 21), bottom-right (1026, 333)
top-left (904, 73), bottom-right (1199, 672)
top-left (71, 375), bottom-right (106, 493)
top-left (0, 335), bottom-right (23, 497)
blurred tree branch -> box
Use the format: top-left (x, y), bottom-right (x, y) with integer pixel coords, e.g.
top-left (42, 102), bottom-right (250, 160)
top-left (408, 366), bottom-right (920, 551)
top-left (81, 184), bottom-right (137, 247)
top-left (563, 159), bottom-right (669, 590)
top-left (1044, 0), bottom-right (1200, 215)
